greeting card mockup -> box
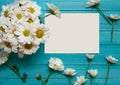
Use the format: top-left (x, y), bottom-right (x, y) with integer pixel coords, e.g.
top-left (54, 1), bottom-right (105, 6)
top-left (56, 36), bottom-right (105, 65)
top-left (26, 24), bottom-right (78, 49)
top-left (45, 13), bottom-right (99, 53)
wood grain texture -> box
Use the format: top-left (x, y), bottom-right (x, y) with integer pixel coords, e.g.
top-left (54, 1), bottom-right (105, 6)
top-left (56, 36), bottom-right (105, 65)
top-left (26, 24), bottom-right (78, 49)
top-left (0, 0), bottom-right (120, 85)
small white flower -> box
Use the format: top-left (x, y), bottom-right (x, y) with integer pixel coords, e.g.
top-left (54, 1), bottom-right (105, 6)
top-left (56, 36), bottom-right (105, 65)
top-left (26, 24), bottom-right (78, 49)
top-left (106, 56), bottom-right (118, 64)
top-left (0, 18), bottom-right (10, 34)
top-left (18, 42), bottom-right (39, 58)
top-left (1, 5), bottom-right (10, 18)
top-left (14, 23), bottom-right (36, 44)
top-left (25, 1), bottom-right (41, 19)
top-left (88, 69), bottom-right (98, 77)
top-left (10, 7), bottom-right (27, 23)
top-left (49, 57), bottom-right (64, 71)
top-left (87, 0), bottom-right (100, 7)
top-left (34, 24), bottom-right (50, 44)
top-left (47, 3), bottom-right (61, 18)
top-left (0, 34), bottom-right (18, 53)
top-left (0, 50), bottom-right (9, 65)
top-left (64, 68), bottom-right (76, 76)
top-left (110, 14), bottom-right (120, 21)
top-left (86, 54), bottom-right (95, 60)
top-left (74, 76), bottom-right (87, 85)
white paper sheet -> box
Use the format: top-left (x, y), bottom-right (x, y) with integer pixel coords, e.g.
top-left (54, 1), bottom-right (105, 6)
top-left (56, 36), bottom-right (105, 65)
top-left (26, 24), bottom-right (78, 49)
top-left (45, 13), bottom-right (99, 53)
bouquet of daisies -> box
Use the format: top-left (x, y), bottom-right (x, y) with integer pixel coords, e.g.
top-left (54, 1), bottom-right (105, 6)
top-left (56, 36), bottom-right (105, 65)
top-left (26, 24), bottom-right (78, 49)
top-left (0, 0), bottom-right (49, 58)
top-left (0, 0), bottom-right (61, 82)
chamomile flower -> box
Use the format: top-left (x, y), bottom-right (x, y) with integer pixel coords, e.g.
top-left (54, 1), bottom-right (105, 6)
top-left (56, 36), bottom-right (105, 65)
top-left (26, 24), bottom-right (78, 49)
top-left (64, 68), bottom-right (76, 76)
top-left (19, 42), bottom-right (39, 56)
top-left (88, 69), bottom-right (98, 77)
top-left (87, 0), bottom-right (100, 7)
top-left (106, 56), bottom-right (118, 64)
top-left (0, 22), bottom-right (9, 34)
top-left (86, 54), bottom-right (95, 61)
top-left (49, 57), bottom-right (64, 71)
top-left (14, 23), bottom-right (36, 44)
top-left (25, 1), bottom-right (41, 18)
top-left (74, 76), bottom-right (87, 85)
top-left (0, 34), bottom-right (18, 53)
top-left (34, 24), bottom-right (49, 44)
top-left (47, 3), bottom-right (61, 18)
top-left (1, 5), bottom-right (10, 18)
top-left (109, 14), bottom-right (120, 21)
top-left (10, 7), bottom-right (26, 23)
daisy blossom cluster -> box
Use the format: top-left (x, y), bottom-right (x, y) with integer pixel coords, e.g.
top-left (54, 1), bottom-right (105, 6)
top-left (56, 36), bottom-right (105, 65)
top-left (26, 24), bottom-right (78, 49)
top-left (0, 0), bottom-right (49, 58)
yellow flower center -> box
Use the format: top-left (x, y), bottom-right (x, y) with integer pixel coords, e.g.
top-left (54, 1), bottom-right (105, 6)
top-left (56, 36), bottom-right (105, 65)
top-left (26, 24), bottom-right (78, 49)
top-left (27, 18), bottom-right (33, 24)
top-left (4, 10), bottom-right (9, 17)
top-left (28, 7), bottom-right (35, 14)
top-left (4, 41), bottom-right (12, 48)
top-left (0, 26), bottom-right (5, 32)
top-left (23, 29), bottom-right (30, 37)
top-left (16, 13), bottom-right (22, 19)
top-left (24, 43), bottom-right (33, 50)
top-left (54, 64), bottom-right (57, 67)
top-left (36, 29), bottom-right (44, 38)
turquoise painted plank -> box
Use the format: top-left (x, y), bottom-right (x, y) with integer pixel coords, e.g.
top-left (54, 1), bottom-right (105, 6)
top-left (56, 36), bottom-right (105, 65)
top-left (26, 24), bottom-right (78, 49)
top-left (0, 64), bottom-right (120, 79)
top-left (100, 32), bottom-right (120, 44)
top-left (0, 79), bottom-right (120, 85)
top-left (0, 0), bottom-right (120, 11)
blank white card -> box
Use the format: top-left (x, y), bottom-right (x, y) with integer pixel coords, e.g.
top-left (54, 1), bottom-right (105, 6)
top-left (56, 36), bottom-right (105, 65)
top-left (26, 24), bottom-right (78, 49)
top-left (45, 13), bottom-right (99, 53)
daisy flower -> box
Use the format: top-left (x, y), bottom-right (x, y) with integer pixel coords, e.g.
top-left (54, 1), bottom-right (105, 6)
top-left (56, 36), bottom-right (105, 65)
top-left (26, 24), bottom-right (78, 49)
top-left (10, 7), bottom-right (27, 23)
top-left (34, 24), bottom-right (50, 44)
top-left (88, 69), bottom-right (98, 77)
top-left (25, 1), bottom-right (41, 19)
top-left (18, 42), bottom-right (39, 57)
top-left (49, 57), bottom-right (64, 71)
top-left (109, 14), bottom-right (120, 21)
top-left (46, 3), bottom-right (61, 18)
top-left (64, 68), bottom-right (76, 76)
top-left (14, 23), bottom-right (36, 44)
top-left (86, 54), bottom-right (95, 61)
top-left (74, 76), bottom-right (87, 85)
top-left (64, 68), bottom-right (77, 85)
top-left (106, 56), bottom-right (118, 64)
top-left (1, 5), bottom-right (10, 18)
top-left (0, 34), bottom-right (18, 53)
top-left (87, 0), bottom-right (100, 7)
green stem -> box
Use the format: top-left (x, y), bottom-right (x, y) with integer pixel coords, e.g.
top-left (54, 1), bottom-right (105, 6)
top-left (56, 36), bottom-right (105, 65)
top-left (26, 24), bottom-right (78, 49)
top-left (44, 70), bottom-right (54, 84)
top-left (41, 78), bottom-right (45, 85)
top-left (111, 21), bottom-right (115, 43)
top-left (69, 76), bottom-right (72, 85)
top-left (85, 61), bottom-right (91, 78)
top-left (5, 62), bottom-right (25, 83)
top-left (96, 6), bottom-right (112, 25)
top-left (44, 13), bottom-right (51, 18)
top-left (104, 63), bottom-right (111, 85)
top-left (91, 77), bottom-right (93, 85)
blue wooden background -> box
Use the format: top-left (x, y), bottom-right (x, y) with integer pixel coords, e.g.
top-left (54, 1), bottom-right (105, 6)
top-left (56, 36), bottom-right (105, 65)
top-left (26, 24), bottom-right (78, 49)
top-left (0, 0), bottom-right (120, 85)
